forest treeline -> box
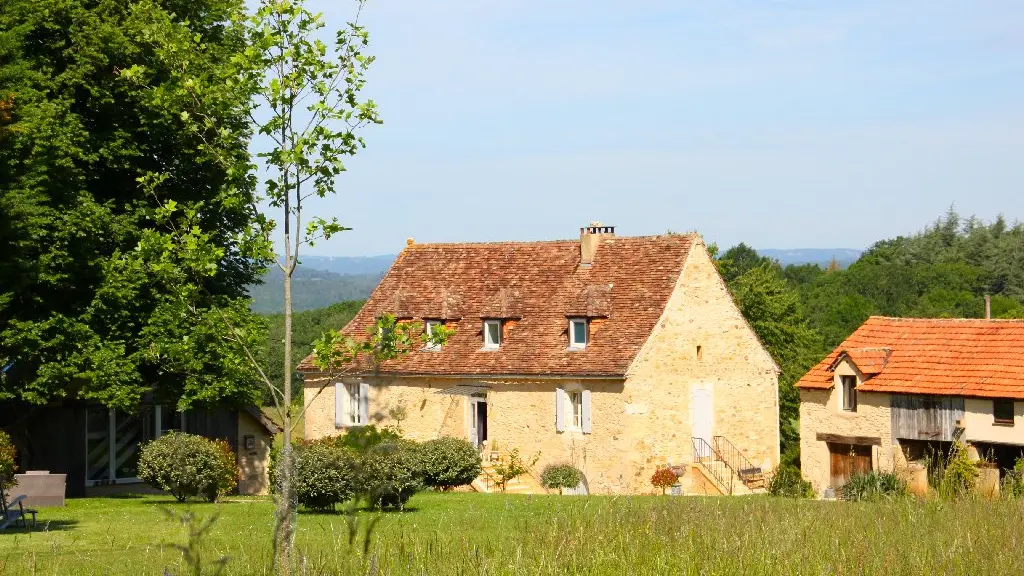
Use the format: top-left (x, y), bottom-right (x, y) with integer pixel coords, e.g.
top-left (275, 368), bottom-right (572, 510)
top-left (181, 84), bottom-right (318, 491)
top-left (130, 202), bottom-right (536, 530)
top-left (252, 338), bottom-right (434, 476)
top-left (720, 209), bottom-right (1024, 464)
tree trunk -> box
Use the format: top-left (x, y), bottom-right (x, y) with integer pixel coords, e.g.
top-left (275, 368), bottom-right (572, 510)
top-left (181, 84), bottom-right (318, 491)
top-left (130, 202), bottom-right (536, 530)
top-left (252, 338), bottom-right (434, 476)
top-left (277, 234), bottom-right (295, 573)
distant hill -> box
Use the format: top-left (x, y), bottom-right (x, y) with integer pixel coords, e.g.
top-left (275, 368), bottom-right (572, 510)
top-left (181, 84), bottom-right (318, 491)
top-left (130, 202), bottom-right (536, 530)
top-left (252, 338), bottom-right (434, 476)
top-left (249, 247), bottom-right (861, 313)
top-left (757, 248), bottom-right (862, 268)
top-left (300, 254), bottom-right (395, 276)
top-left (249, 267), bottom-right (382, 313)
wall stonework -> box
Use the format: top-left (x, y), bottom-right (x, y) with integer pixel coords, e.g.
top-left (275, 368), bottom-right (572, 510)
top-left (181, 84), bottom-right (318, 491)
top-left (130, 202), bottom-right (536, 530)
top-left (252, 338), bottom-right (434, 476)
top-left (301, 239), bottom-right (781, 495)
top-left (799, 359), bottom-right (899, 493)
top-left (624, 241), bottom-right (780, 493)
top-left (237, 412), bottom-right (273, 495)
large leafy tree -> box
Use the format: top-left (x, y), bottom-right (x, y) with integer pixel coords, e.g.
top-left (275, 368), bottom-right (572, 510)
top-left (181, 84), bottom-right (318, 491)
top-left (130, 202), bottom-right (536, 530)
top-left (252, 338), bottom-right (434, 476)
top-left (0, 0), bottom-right (264, 410)
top-left (726, 262), bottom-right (825, 465)
top-left (130, 1), bottom-right (448, 570)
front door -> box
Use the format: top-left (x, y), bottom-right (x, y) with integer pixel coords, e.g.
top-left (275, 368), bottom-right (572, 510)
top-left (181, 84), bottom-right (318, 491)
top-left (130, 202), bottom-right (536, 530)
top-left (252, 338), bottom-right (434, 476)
top-left (829, 443), bottom-right (872, 487)
top-left (469, 397), bottom-right (488, 448)
top-left (691, 388), bottom-right (713, 459)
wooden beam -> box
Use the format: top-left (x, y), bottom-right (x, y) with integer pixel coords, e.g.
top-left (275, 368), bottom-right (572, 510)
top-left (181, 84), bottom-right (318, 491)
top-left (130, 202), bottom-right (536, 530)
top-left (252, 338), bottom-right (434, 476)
top-left (816, 432), bottom-right (882, 446)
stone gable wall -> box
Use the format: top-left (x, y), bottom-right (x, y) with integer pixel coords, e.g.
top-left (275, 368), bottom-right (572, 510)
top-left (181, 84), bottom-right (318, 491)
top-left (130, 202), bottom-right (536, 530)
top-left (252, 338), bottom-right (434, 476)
top-left (623, 240), bottom-right (781, 492)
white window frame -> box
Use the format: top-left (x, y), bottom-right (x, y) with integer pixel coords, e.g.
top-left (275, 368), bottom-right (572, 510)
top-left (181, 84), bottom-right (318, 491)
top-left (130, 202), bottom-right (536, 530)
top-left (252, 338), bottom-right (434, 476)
top-left (348, 382), bottom-right (363, 425)
top-left (424, 319), bottom-right (442, 351)
top-left (568, 390), bottom-right (583, 429)
top-left (556, 384), bottom-right (591, 434)
top-left (483, 319), bottom-right (502, 349)
top-left (569, 318), bottom-right (588, 349)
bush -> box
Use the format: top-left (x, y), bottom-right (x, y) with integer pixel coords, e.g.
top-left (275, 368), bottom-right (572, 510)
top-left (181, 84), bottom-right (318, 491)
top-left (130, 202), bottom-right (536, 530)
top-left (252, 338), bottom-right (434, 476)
top-left (1002, 458), bottom-right (1024, 499)
top-left (650, 467), bottom-right (678, 494)
top-left (838, 471), bottom-right (907, 502)
top-left (493, 448), bottom-right (539, 492)
top-left (138, 432), bottom-right (238, 502)
top-left (359, 440), bottom-right (422, 510)
top-left (541, 463), bottom-right (582, 494)
top-left (320, 425), bottom-right (401, 455)
top-left (0, 430), bottom-right (17, 490)
top-left (767, 465), bottom-right (814, 498)
top-left (418, 437), bottom-right (482, 490)
top-left (939, 439), bottom-right (978, 500)
top-left (292, 442), bottom-right (358, 512)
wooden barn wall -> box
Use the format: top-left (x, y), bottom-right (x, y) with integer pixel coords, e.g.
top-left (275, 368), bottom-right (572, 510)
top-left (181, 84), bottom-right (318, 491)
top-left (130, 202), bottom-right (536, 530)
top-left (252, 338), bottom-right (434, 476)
top-left (890, 394), bottom-right (964, 442)
top-left (185, 408), bottom-right (240, 452)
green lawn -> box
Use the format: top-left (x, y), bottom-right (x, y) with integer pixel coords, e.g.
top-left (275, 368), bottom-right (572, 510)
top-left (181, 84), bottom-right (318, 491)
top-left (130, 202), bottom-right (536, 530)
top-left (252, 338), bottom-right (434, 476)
top-left (1, 492), bottom-right (1022, 575)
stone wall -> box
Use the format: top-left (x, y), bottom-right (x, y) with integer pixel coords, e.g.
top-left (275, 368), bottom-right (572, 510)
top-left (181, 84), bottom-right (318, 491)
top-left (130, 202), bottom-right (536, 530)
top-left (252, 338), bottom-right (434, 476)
top-left (303, 374), bottom-right (634, 493)
top-left (237, 412), bottom-right (273, 495)
top-left (799, 359), bottom-right (899, 493)
top-left (624, 240), bottom-right (780, 493)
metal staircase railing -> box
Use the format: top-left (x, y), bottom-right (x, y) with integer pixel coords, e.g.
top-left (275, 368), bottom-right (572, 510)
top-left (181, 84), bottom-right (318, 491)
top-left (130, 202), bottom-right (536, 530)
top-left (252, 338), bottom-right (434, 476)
top-left (713, 435), bottom-right (764, 489)
top-left (691, 437), bottom-right (734, 495)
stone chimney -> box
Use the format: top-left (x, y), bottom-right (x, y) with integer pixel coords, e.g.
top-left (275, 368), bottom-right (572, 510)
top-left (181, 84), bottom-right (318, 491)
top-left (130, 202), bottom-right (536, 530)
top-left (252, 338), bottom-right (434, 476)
top-left (985, 294), bottom-right (992, 320)
top-left (580, 222), bottom-right (615, 266)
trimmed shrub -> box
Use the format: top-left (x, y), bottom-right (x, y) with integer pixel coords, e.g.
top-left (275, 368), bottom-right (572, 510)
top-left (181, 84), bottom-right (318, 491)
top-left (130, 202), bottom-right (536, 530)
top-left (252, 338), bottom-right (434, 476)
top-left (838, 471), bottom-right (907, 502)
top-left (418, 437), bottom-right (482, 491)
top-left (541, 463), bottom-right (582, 494)
top-left (319, 425), bottom-right (401, 455)
top-left (138, 432), bottom-right (237, 502)
top-left (359, 440), bottom-right (422, 510)
top-left (292, 442), bottom-right (358, 512)
top-left (650, 467), bottom-right (678, 494)
top-left (0, 430), bottom-right (17, 490)
top-left (767, 465), bottom-right (814, 498)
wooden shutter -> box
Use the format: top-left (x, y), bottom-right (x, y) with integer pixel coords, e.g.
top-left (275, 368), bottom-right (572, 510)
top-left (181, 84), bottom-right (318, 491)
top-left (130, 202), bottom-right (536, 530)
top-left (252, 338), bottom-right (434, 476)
top-left (581, 389), bottom-right (592, 434)
top-left (555, 387), bottom-right (566, 432)
top-left (334, 382), bottom-right (346, 428)
top-left (358, 382), bottom-right (370, 424)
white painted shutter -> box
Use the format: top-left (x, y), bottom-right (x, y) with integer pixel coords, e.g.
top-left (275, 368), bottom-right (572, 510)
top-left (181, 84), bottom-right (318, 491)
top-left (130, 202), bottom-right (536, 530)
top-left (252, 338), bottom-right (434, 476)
top-left (359, 382), bottom-right (370, 424)
top-left (581, 389), bottom-right (592, 434)
top-left (335, 382), bottom-right (346, 428)
top-left (555, 387), bottom-right (566, 432)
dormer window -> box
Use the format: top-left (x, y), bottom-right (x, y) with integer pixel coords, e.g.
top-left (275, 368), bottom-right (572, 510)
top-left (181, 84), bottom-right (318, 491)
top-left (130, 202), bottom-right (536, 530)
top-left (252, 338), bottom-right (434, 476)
top-left (840, 375), bottom-right (857, 412)
top-left (483, 319), bottom-right (502, 349)
top-left (424, 319), bottom-right (443, 351)
top-left (569, 318), bottom-right (588, 349)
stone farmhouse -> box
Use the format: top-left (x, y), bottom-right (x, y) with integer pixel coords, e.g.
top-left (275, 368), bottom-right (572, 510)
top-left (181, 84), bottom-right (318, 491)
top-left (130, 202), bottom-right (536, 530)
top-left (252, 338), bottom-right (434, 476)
top-left (299, 225), bottom-right (780, 495)
top-left (797, 316), bottom-right (1024, 494)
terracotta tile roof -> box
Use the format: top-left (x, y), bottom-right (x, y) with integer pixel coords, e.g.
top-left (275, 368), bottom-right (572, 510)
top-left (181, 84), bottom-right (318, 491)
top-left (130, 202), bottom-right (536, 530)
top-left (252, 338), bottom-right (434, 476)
top-left (298, 234), bottom-right (698, 377)
top-left (796, 316), bottom-right (1024, 399)
top-left (829, 348), bottom-right (891, 375)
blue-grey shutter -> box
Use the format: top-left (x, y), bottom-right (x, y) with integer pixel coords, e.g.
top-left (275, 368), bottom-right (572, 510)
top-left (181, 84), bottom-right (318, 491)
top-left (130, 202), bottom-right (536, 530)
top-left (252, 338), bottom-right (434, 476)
top-left (581, 389), bottom-right (592, 434)
top-left (555, 388), bottom-right (566, 432)
top-left (335, 382), bottom-right (344, 428)
top-left (359, 382), bottom-right (370, 424)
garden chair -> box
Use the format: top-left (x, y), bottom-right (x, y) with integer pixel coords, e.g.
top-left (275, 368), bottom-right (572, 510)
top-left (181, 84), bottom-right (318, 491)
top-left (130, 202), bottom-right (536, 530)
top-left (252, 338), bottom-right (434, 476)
top-left (0, 485), bottom-right (37, 530)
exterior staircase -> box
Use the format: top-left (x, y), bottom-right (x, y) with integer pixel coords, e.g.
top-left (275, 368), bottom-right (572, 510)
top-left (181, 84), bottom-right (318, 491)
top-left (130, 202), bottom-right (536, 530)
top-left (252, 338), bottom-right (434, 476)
top-left (470, 452), bottom-right (549, 495)
top-left (690, 436), bottom-right (766, 495)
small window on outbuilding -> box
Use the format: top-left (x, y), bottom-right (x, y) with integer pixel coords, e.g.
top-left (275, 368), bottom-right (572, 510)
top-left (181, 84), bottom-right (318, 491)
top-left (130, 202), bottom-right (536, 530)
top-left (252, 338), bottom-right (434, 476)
top-left (569, 318), bottom-right (588, 349)
top-left (994, 399), bottom-right (1014, 425)
top-left (483, 319), bottom-right (502, 349)
top-left (840, 375), bottom-right (857, 412)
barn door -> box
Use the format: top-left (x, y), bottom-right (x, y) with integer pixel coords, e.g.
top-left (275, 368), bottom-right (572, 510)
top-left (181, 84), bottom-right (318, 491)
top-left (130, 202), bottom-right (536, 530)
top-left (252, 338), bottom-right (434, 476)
top-left (829, 443), bottom-right (872, 487)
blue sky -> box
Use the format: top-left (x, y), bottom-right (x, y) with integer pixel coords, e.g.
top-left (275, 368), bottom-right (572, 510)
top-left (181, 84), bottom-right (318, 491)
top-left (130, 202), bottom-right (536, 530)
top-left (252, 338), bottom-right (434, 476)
top-left (283, 0), bottom-right (1024, 256)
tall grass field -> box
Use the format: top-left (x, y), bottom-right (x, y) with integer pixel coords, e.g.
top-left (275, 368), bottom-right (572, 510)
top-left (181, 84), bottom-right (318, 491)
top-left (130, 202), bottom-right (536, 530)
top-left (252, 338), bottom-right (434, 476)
top-left (1, 492), bottom-right (1021, 574)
